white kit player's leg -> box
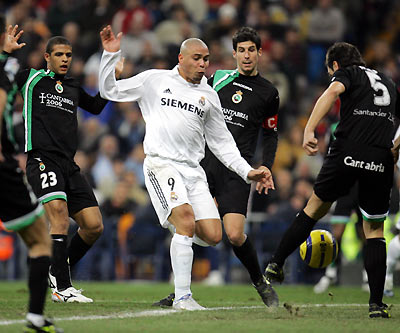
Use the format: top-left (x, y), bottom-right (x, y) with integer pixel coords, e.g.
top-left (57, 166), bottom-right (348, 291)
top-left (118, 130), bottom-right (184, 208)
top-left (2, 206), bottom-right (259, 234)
top-left (384, 235), bottom-right (400, 297)
top-left (170, 233), bottom-right (193, 300)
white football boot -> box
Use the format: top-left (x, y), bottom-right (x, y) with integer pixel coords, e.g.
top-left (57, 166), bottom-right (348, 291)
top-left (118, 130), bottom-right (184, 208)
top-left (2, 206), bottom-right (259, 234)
top-left (172, 294), bottom-right (205, 311)
top-left (52, 286), bottom-right (93, 303)
top-left (48, 271), bottom-right (57, 293)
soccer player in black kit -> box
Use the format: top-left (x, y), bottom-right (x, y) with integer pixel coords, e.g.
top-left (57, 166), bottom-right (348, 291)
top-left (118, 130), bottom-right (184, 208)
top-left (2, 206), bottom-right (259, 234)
top-left (0, 23), bottom-right (63, 332)
top-left (154, 27), bottom-right (279, 308)
top-left (265, 42), bottom-right (400, 318)
top-left (8, 36), bottom-right (109, 303)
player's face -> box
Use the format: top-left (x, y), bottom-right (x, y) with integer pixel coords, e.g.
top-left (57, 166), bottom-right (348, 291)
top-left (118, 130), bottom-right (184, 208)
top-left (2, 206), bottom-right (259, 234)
top-left (178, 45), bottom-right (209, 84)
top-left (45, 44), bottom-right (72, 75)
top-left (234, 41), bottom-right (261, 76)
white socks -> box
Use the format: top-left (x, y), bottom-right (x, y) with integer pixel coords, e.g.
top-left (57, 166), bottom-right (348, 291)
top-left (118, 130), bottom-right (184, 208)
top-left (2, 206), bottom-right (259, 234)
top-left (170, 233), bottom-right (193, 300)
top-left (386, 235), bottom-right (400, 279)
top-left (26, 313), bottom-right (45, 327)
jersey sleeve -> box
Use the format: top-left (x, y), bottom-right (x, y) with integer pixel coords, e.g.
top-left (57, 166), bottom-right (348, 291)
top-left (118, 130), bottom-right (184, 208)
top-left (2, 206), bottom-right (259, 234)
top-left (78, 87), bottom-right (109, 115)
top-left (99, 50), bottom-right (150, 102)
top-left (395, 88), bottom-right (400, 119)
top-left (204, 93), bottom-right (253, 183)
top-left (15, 69), bottom-right (30, 90)
top-left (261, 89), bottom-right (279, 169)
top-left (0, 67), bottom-right (11, 92)
top-left (331, 68), bottom-right (351, 91)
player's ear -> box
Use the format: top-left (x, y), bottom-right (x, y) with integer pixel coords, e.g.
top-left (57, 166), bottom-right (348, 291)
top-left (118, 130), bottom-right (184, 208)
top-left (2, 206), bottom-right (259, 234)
top-left (258, 47), bottom-right (262, 57)
top-left (232, 50), bottom-right (237, 59)
top-left (44, 52), bottom-right (50, 62)
top-left (333, 61), bottom-right (339, 71)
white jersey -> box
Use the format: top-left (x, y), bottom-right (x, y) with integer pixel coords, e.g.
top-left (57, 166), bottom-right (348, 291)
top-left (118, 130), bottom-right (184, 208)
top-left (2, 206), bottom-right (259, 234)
top-left (99, 50), bottom-right (253, 182)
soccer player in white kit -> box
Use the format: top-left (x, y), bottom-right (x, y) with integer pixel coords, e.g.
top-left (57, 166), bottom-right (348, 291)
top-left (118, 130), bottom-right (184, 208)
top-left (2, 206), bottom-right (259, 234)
top-left (99, 25), bottom-right (273, 310)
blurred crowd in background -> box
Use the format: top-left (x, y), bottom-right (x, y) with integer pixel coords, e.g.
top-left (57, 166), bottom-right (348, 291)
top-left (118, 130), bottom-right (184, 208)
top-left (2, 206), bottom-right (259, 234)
top-left (1, 0), bottom-right (400, 285)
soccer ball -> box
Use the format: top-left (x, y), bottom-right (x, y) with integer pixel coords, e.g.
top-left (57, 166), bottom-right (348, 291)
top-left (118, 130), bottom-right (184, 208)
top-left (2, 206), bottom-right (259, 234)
top-left (299, 229), bottom-right (338, 269)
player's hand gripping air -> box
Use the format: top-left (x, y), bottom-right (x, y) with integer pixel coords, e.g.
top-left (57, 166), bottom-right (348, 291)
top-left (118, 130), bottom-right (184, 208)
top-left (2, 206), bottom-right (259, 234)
top-left (3, 25), bottom-right (25, 53)
top-left (100, 25), bottom-right (122, 53)
top-left (303, 130), bottom-right (319, 156)
top-left (254, 166), bottom-right (275, 194)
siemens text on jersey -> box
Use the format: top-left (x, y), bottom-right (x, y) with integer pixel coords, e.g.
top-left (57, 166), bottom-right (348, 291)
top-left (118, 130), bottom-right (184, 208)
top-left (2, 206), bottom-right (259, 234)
top-left (161, 97), bottom-right (204, 118)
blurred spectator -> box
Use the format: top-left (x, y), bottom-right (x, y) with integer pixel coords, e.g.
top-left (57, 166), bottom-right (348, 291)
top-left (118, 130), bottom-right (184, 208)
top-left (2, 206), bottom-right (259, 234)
top-left (273, 123), bottom-right (306, 172)
top-left (125, 143), bottom-right (146, 187)
top-left (155, 4), bottom-right (199, 50)
top-left (307, 0), bottom-right (345, 83)
top-left (92, 134), bottom-right (120, 187)
top-left (110, 102), bottom-right (145, 155)
top-left (46, 1), bottom-right (81, 36)
top-left (120, 8), bottom-right (163, 63)
top-left (79, 0), bottom-right (118, 58)
top-left (77, 117), bottom-right (107, 155)
top-left (112, 0), bottom-right (152, 34)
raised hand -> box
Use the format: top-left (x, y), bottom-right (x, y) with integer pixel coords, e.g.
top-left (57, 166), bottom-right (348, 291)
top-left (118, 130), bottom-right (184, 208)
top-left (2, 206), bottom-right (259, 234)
top-left (100, 25), bottom-right (122, 53)
top-left (254, 166), bottom-right (275, 195)
top-left (3, 25), bottom-right (26, 53)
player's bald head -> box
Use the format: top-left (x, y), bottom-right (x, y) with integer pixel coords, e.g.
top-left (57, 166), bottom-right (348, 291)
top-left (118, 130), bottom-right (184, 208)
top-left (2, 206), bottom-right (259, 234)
top-left (180, 38), bottom-right (208, 55)
top-left (177, 38), bottom-right (209, 84)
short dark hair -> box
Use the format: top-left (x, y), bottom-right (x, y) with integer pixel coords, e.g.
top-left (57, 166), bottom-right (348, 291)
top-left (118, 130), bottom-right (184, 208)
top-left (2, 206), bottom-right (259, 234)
top-left (45, 36), bottom-right (72, 54)
top-left (0, 14), bottom-right (5, 34)
top-left (325, 42), bottom-right (365, 69)
top-left (232, 27), bottom-right (261, 51)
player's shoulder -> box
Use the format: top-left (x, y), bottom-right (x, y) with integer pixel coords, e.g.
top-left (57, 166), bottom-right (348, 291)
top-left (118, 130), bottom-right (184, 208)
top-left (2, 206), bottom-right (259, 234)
top-left (253, 74), bottom-right (279, 96)
top-left (210, 69), bottom-right (237, 85)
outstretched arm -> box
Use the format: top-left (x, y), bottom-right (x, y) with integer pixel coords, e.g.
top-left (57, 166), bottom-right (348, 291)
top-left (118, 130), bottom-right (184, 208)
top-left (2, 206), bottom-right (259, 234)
top-left (0, 87), bottom-right (7, 161)
top-left (303, 81), bottom-right (345, 156)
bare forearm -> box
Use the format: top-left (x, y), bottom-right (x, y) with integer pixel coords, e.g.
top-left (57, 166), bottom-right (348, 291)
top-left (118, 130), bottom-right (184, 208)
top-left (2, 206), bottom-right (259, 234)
top-left (305, 90), bottom-right (337, 132)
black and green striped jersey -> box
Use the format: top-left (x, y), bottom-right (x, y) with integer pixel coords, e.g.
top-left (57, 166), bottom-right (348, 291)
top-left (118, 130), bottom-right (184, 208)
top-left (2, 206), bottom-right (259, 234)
top-left (0, 55), bottom-right (19, 158)
top-left (206, 69), bottom-right (279, 169)
top-left (15, 69), bottom-right (108, 159)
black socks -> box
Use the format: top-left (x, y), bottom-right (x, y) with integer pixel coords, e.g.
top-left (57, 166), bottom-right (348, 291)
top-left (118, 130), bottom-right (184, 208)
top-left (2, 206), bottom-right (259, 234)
top-left (364, 238), bottom-right (386, 306)
top-left (28, 256), bottom-right (50, 314)
top-left (272, 210), bottom-right (317, 267)
top-left (50, 234), bottom-right (72, 290)
top-left (68, 232), bottom-right (92, 269)
top-left (232, 236), bottom-right (262, 285)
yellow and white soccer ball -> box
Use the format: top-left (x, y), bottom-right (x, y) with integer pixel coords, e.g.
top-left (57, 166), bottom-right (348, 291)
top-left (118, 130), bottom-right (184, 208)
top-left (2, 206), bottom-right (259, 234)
top-left (299, 229), bottom-right (338, 269)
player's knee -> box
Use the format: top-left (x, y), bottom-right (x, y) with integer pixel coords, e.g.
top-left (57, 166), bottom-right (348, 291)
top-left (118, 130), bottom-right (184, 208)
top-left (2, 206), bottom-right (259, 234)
top-left (205, 232), bottom-right (222, 246)
top-left (27, 235), bottom-right (52, 257)
top-left (87, 222), bottom-right (104, 239)
top-left (226, 230), bottom-right (244, 246)
top-left (179, 219), bottom-right (196, 235)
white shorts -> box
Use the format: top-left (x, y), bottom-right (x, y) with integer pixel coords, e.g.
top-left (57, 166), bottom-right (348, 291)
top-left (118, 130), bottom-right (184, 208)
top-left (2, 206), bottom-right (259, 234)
top-left (143, 156), bottom-right (220, 228)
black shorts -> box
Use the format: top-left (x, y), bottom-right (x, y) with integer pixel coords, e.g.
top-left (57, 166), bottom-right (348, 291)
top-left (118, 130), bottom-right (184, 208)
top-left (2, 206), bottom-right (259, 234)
top-left (0, 157), bottom-right (44, 231)
top-left (330, 183), bottom-right (361, 224)
top-left (26, 151), bottom-right (98, 216)
top-left (201, 153), bottom-right (250, 217)
top-left (314, 139), bottom-right (394, 221)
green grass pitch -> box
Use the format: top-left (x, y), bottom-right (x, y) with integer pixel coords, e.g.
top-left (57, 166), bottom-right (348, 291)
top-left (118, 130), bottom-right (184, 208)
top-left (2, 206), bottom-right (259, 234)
top-left (1, 282), bottom-right (399, 332)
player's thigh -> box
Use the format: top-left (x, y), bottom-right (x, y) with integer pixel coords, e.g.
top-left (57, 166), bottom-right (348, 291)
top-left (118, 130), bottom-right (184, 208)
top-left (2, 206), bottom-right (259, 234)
top-left (314, 148), bottom-right (355, 204)
top-left (330, 183), bottom-right (358, 224)
top-left (143, 158), bottom-right (190, 228)
top-left (0, 159), bottom-right (44, 231)
top-left (18, 214), bottom-right (52, 256)
top-left (188, 179), bottom-right (220, 222)
top-left (26, 154), bottom-right (67, 203)
top-left (66, 169), bottom-right (99, 216)
top-left (358, 168), bottom-right (393, 221)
